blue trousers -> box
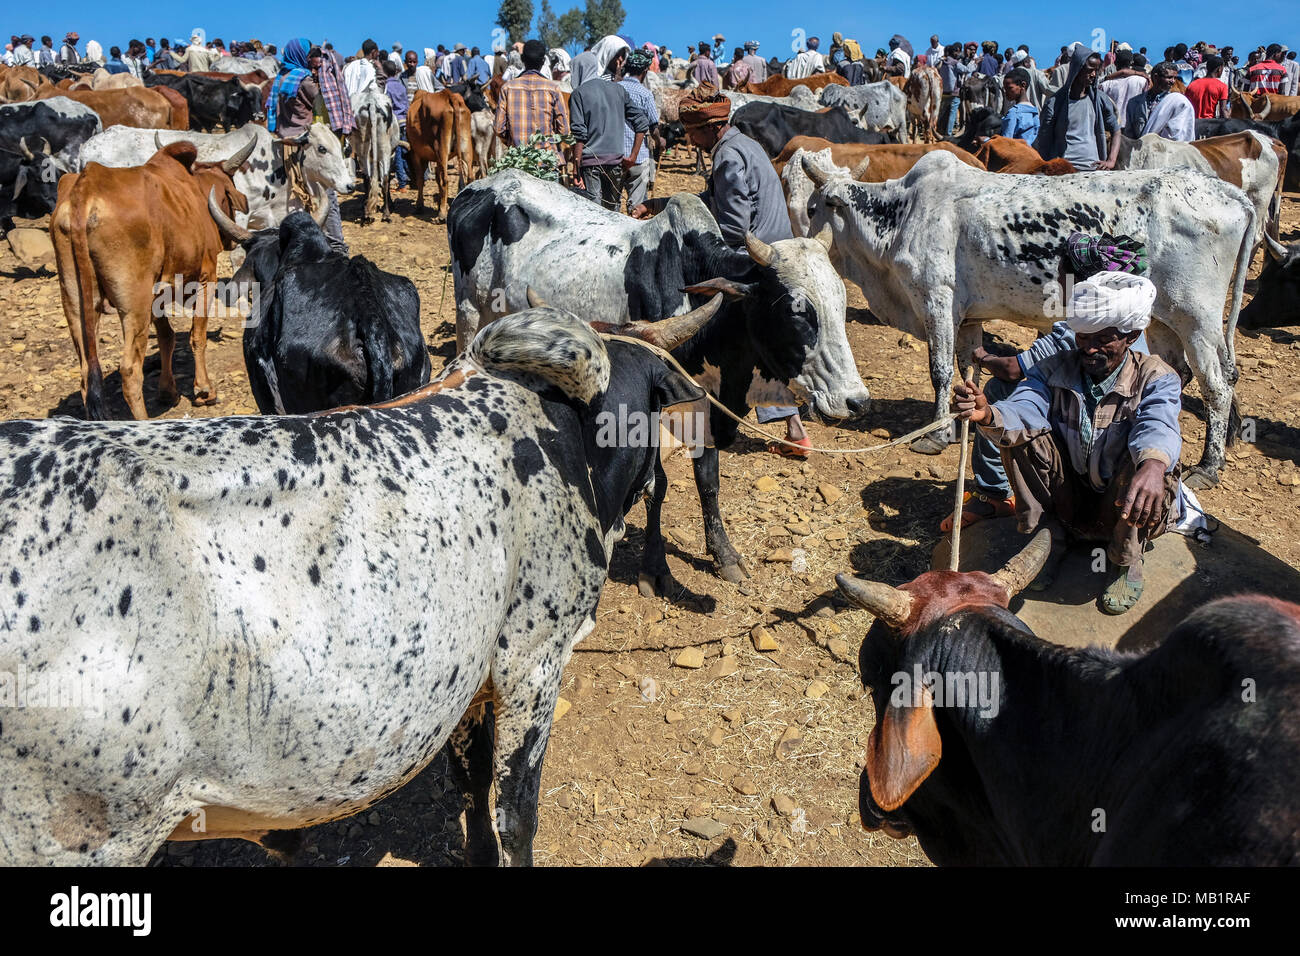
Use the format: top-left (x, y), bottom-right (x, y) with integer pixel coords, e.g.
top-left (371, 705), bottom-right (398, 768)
top-left (394, 122), bottom-right (409, 188)
top-left (972, 376), bottom-right (1015, 498)
top-left (939, 94), bottom-right (959, 136)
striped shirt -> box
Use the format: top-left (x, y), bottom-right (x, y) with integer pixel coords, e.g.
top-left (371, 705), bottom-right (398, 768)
top-left (494, 70), bottom-right (569, 147)
top-left (619, 77), bottom-right (657, 163)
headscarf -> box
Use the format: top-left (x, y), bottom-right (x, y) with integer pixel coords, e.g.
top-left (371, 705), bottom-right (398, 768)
top-left (316, 50), bottom-right (355, 134)
top-left (85, 40), bottom-right (103, 64)
top-left (590, 34), bottom-right (630, 74)
top-left (267, 37), bottom-right (311, 133)
top-left (626, 48), bottom-right (654, 74)
top-left (678, 82), bottom-right (730, 129)
top-left (1066, 232), bottom-right (1149, 278)
top-left (1066, 272), bottom-right (1157, 333)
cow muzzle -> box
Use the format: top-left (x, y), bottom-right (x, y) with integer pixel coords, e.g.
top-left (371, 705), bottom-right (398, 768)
top-left (859, 768), bottom-right (912, 838)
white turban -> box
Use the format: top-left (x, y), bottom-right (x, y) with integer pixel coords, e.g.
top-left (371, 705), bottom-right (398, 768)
top-left (1011, 49), bottom-right (1028, 64)
top-left (1066, 272), bottom-right (1157, 334)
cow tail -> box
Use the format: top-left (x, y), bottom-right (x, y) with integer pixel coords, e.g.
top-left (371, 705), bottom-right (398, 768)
top-left (354, 264), bottom-right (396, 403)
top-left (68, 179), bottom-right (108, 420)
top-left (469, 310), bottom-right (610, 405)
top-left (1223, 197), bottom-right (1255, 448)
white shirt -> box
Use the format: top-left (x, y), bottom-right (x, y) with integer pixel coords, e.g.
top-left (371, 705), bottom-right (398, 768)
top-left (1142, 91), bottom-right (1196, 141)
top-left (1100, 74), bottom-right (1148, 120)
top-left (889, 47), bottom-right (911, 77)
top-left (13, 43), bottom-right (33, 67)
top-left (926, 44), bottom-right (944, 66)
top-left (343, 57), bottom-right (379, 99)
top-left (784, 49), bottom-right (824, 79)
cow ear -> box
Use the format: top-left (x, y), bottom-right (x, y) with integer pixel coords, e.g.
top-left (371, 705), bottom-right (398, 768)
top-left (683, 278), bottom-right (752, 300)
top-left (865, 684), bottom-right (942, 812)
top-left (654, 363), bottom-right (705, 409)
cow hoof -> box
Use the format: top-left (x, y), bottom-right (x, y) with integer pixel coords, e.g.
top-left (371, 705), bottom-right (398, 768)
top-left (719, 562), bottom-right (747, 584)
top-left (159, 387), bottom-right (180, 408)
top-left (192, 392), bottom-right (220, 407)
top-left (1183, 466), bottom-right (1220, 490)
top-left (910, 434), bottom-right (948, 456)
top-left (638, 572), bottom-right (674, 598)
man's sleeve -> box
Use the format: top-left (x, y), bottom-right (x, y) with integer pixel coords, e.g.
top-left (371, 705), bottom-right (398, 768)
top-left (1017, 322), bottom-right (1075, 375)
top-left (494, 94), bottom-right (510, 141)
top-left (569, 89), bottom-right (588, 142)
top-left (1100, 91), bottom-right (1118, 133)
top-left (1031, 99), bottom-right (1053, 157)
top-left (623, 88), bottom-right (649, 133)
top-left (1128, 369), bottom-right (1182, 471)
top-left (978, 364), bottom-right (1054, 448)
top-left (553, 90), bottom-right (570, 135)
top-left (709, 152), bottom-right (753, 248)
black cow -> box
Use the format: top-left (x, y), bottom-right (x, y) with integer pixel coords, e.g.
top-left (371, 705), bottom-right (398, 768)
top-left (947, 106), bottom-right (1002, 154)
top-left (835, 533), bottom-right (1300, 865)
top-left (0, 97), bottom-right (101, 228)
top-left (212, 207), bottom-right (431, 414)
top-left (1195, 117), bottom-right (1281, 140)
top-left (1241, 235), bottom-right (1299, 330)
top-left (730, 102), bottom-right (887, 158)
top-left (145, 74), bottom-right (264, 132)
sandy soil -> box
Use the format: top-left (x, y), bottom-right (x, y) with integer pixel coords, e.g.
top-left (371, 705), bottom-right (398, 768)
top-left (2, 153), bottom-right (1296, 868)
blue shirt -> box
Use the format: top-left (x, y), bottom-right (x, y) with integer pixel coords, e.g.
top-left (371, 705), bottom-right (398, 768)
top-left (104, 58), bottom-right (129, 75)
top-left (466, 55), bottom-right (491, 85)
top-left (1001, 102), bottom-right (1040, 142)
top-left (618, 76), bottom-right (657, 163)
top-left (385, 77), bottom-right (409, 122)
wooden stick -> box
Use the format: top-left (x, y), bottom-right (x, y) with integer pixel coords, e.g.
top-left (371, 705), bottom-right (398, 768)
top-left (949, 364), bottom-right (976, 571)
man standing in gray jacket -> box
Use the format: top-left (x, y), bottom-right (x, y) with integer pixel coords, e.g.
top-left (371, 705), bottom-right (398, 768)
top-left (570, 43), bottom-right (648, 210)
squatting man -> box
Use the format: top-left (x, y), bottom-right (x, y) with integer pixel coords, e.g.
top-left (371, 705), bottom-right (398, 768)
top-left (951, 272), bottom-right (1184, 615)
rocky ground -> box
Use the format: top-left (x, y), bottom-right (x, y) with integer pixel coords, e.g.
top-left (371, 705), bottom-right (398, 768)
top-left (2, 155), bottom-right (1296, 867)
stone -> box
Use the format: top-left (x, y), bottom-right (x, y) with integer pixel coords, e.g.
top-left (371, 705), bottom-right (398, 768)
top-left (674, 647), bottom-right (705, 668)
top-left (687, 800), bottom-right (710, 818)
top-left (775, 726), bottom-right (803, 759)
top-left (665, 709), bottom-right (686, 724)
top-left (708, 655), bottom-right (740, 679)
top-left (805, 680), bottom-right (830, 700)
top-left (723, 708), bottom-right (743, 723)
top-left (732, 775), bottom-right (759, 795)
top-left (766, 548), bottom-right (795, 563)
top-left (751, 626), bottom-right (779, 652)
top-left (681, 817), bottom-right (726, 840)
top-left (771, 793), bottom-right (797, 816)
top-left (572, 676), bottom-right (595, 698)
top-left (553, 697), bottom-right (571, 721)
top-left (823, 527), bottom-right (848, 542)
top-left (612, 660), bottom-right (639, 679)
top-left (785, 521), bottom-right (812, 536)
top-left (707, 727), bottom-right (725, 747)
top-left (817, 483), bottom-right (843, 506)
top-left (826, 639), bottom-right (852, 663)
top-left (753, 476), bottom-right (778, 493)
top-left (556, 791), bottom-right (574, 809)
top-left (682, 758), bottom-right (704, 775)
top-left (5, 229), bottom-right (55, 269)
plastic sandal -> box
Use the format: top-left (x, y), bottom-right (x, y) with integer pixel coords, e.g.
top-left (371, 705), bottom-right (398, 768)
top-left (767, 437), bottom-right (811, 459)
top-left (1100, 570), bottom-right (1144, 615)
top-left (940, 491), bottom-right (1016, 532)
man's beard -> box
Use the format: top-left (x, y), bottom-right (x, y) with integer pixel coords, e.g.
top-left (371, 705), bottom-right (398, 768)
top-left (1081, 351), bottom-right (1112, 377)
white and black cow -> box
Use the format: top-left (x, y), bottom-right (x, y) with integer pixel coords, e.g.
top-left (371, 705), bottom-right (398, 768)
top-left (836, 536), bottom-right (1300, 865)
top-left (0, 307), bottom-right (705, 866)
top-left (449, 169), bottom-right (870, 589)
top-left (806, 151), bottom-right (1256, 487)
top-left (210, 55), bottom-right (280, 77)
top-left (77, 123), bottom-right (354, 238)
top-left (820, 81), bottom-right (908, 142)
top-left (0, 97), bottom-right (101, 226)
top-left (349, 86), bottom-right (399, 224)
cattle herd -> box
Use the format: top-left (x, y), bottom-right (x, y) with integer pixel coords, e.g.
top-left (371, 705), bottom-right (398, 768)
top-left (0, 24), bottom-right (1298, 869)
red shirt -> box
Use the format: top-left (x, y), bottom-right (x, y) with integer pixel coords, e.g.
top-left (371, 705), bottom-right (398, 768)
top-left (1247, 60), bottom-right (1285, 94)
top-left (1185, 76), bottom-right (1229, 118)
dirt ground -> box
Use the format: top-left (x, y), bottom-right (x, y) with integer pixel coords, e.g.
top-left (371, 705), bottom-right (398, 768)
top-left (2, 154), bottom-right (1297, 868)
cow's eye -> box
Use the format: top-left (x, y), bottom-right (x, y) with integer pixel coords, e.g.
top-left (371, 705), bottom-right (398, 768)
top-left (317, 145), bottom-right (327, 154)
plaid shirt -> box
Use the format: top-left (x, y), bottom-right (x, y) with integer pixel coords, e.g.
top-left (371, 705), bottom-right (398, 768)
top-left (315, 57), bottom-right (355, 134)
top-left (980, 349), bottom-right (1182, 493)
top-left (618, 77), bottom-right (657, 163)
top-left (494, 70), bottom-right (569, 146)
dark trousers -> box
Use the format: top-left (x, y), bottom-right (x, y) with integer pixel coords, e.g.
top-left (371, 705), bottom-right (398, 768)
top-left (1003, 432), bottom-right (1178, 568)
top-left (580, 163), bottom-right (622, 211)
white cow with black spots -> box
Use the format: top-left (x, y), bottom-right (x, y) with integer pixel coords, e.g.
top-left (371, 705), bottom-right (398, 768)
top-left (806, 150), bottom-right (1255, 487)
top-left (0, 307), bottom-right (707, 866)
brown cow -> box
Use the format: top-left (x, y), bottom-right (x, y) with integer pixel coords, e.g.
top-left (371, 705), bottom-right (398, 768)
top-left (741, 72), bottom-right (848, 96)
top-left (50, 139), bottom-right (253, 419)
top-left (406, 90), bottom-right (473, 220)
top-left (1246, 92), bottom-right (1300, 121)
top-left (69, 68), bottom-right (144, 91)
top-left (904, 66), bottom-right (942, 143)
top-left (773, 136), bottom-right (985, 180)
top-left (32, 85), bottom-right (189, 130)
top-left (0, 64), bottom-right (52, 103)
top-left (973, 136), bottom-right (1077, 175)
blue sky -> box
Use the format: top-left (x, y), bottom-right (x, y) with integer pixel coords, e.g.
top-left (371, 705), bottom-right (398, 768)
top-left (20, 0), bottom-right (1297, 63)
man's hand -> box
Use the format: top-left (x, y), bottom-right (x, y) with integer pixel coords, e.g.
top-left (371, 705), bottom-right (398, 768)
top-left (1119, 458), bottom-right (1167, 528)
top-left (951, 379), bottom-right (991, 424)
top-left (975, 346), bottom-right (1023, 383)
top-left (620, 154), bottom-right (636, 170)
top-left (630, 203), bottom-right (651, 219)
top-left (1095, 157), bottom-right (1117, 171)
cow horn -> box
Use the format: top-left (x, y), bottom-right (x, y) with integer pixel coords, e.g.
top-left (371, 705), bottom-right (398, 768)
top-left (526, 287), bottom-right (548, 308)
top-left (154, 132), bottom-right (165, 151)
top-left (801, 153), bottom-right (831, 188)
top-left (745, 232), bottom-right (776, 267)
top-left (222, 134), bottom-right (257, 174)
top-left (307, 187), bottom-right (331, 228)
top-left (34, 136), bottom-right (51, 156)
top-left (835, 574), bottom-right (914, 630)
top-left (1265, 234), bottom-right (1288, 263)
top-left (207, 186), bottom-right (252, 242)
top-left (18, 136), bottom-right (34, 161)
top-left (594, 294), bottom-right (724, 351)
top-left (813, 223), bottom-right (833, 253)
top-left (989, 528), bottom-right (1053, 598)
top-left (850, 155), bottom-right (871, 179)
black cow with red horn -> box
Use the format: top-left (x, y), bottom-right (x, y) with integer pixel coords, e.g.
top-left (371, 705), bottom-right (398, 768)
top-left (835, 532), bottom-right (1300, 865)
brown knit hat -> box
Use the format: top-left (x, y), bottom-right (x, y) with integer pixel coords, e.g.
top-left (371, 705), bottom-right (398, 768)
top-left (679, 82), bottom-right (730, 128)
